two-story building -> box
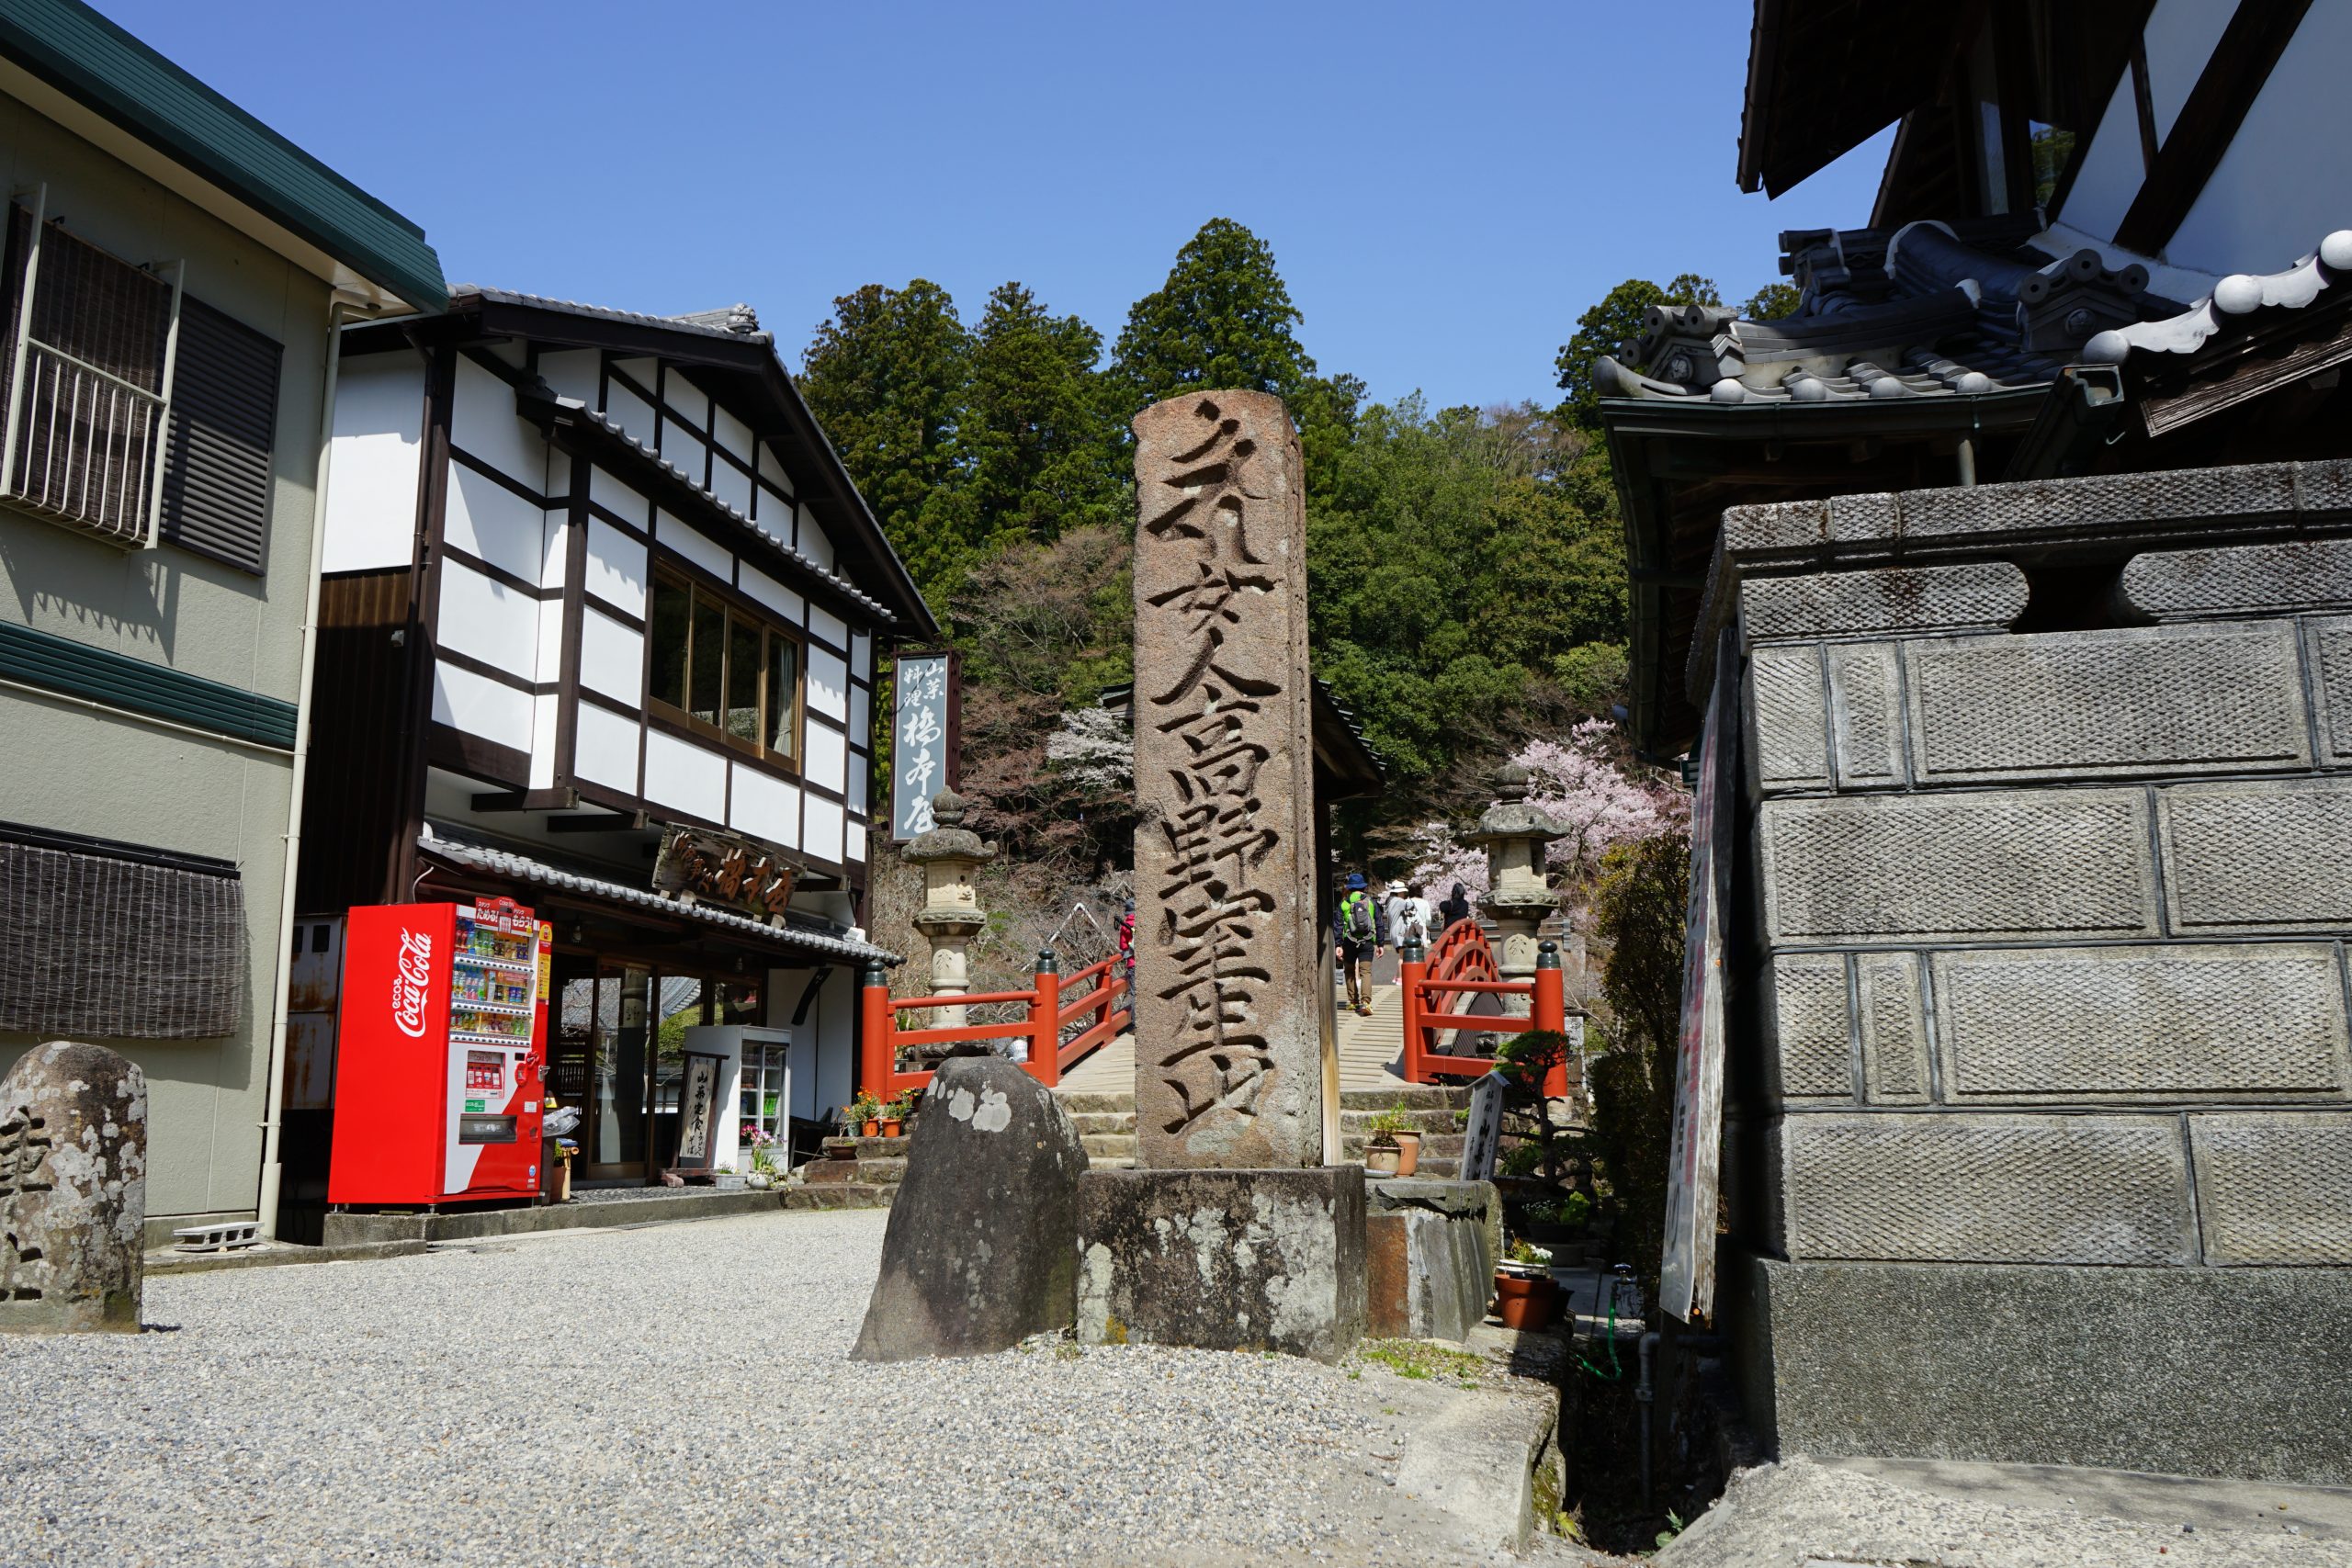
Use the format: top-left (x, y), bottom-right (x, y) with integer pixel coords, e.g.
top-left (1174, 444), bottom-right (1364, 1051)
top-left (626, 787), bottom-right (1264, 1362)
top-left (0, 0), bottom-right (445, 1245)
top-left (288, 286), bottom-right (934, 1217)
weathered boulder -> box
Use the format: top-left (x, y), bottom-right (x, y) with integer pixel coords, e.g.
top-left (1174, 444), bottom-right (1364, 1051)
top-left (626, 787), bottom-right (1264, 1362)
top-left (2, 1041), bottom-right (147, 1334)
top-left (851, 1055), bottom-right (1088, 1360)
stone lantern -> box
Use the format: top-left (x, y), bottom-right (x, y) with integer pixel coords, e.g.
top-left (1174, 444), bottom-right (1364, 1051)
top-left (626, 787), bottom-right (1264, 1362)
top-left (1464, 762), bottom-right (1566, 1018)
top-left (901, 787), bottom-right (996, 1029)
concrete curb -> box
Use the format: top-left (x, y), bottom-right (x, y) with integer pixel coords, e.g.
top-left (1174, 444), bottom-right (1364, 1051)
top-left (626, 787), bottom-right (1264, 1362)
top-left (146, 1238), bottom-right (430, 1276)
top-left (1396, 1385), bottom-right (1564, 1551)
top-left (323, 1189), bottom-right (789, 1247)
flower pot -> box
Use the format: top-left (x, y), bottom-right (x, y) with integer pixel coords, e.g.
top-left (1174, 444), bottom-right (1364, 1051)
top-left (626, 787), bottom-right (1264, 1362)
top-left (861, 1120), bottom-right (881, 1137)
top-left (879, 1118), bottom-right (902, 1138)
top-left (744, 1171), bottom-right (775, 1190)
top-left (548, 1160), bottom-right (571, 1203)
top-left (1393, 1129), bottom-right (1421, 1177)
top-left (1494, 1272), bottom-right (1558, 1331)
top-left (1364, 1142), bottom-right (1402, 1177)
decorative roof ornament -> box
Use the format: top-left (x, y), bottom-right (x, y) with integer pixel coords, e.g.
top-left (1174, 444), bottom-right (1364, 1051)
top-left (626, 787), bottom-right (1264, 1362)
top-left (2084, 230), bottom-right (2352, 366)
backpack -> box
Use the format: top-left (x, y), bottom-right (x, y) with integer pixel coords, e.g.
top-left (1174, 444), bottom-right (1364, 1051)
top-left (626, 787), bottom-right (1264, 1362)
top-left (1342, 891), bottom-right (1377, 942)
top-left (1400, 901), bottom-right (1429, 946)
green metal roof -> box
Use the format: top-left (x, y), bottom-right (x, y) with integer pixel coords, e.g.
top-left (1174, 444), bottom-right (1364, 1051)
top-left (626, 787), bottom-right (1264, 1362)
top-left (0, 0), bottom-right (447, 311)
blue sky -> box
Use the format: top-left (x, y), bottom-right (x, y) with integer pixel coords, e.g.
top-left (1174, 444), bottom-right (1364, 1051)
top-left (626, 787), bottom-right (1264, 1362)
top-left (97, 0), bottom-right (1890, 411)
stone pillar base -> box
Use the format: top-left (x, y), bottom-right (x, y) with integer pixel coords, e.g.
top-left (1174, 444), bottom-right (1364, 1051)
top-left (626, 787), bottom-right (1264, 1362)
top-left (1364, 1178), bottom-right (1500, 1342)
top-left (1075, 1167), bottom-right (1366, 1362)
top-left (1729, 1250), bottom-right (2352, 1485)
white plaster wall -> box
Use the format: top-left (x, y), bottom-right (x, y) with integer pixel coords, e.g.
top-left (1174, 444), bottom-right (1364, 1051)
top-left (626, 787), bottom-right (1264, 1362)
top-left (806, 644), bottom-right (848, 720)
top-left (643, 728), bottom-right (727, 821)
top-left (803, 794), bottom-right (844, 864)
top-left (729, 763), bottom-right (801, 851)
top-left (573, 701), bottom-right (639, 792)
top-left (664, 373), bottom-right (710, 428)
top-left (537, 510), bottom-right (568, 590)
top-left (604, 378), bottom-right (655, 446)
top-left (656, 508), bottom-right (732, 581)
top-left (529, 693), bottom-right (559, 788)
top-left (757, 445), bottom-right (788, 491)
top-left (322, 352), bottom-right (424, 573)
top-left (851, 631), bottom-right (871, 682)
top-left (713, 406), bottom-right (753, 466)
top-left (737, 560), bottom-right (804, 623)
top-left (584, 516), bottom-right (647, 616)
top-left (662, 420), bottom-right (709, 485)
top-left (845, 818), bottom-right (866, 863)
top-left (538, 347), bottom-right (598, 409)
top-left (451, 357), bottom-right (543, 491)
top-left (798, 513), bottom-right (835, 570)
top-left (848, 684), bottom-right (870, 754)
top-left (436, 558), bottom-right (539, 673)
top-left (579, 607), bottom-right (644, 703)
top-left (445, 463), bottom-right (543, 583)
top-left (432, 660), bottom-right (532, 745)
top-left (2056, 70), bottom-right (2145, 244)
top-left (710, 457), bottom-right (752, 519)
top-left (590, 466), bottom-right (650, 525)
top-left (2143, 0), bottom-right (2237, 145)
top-left (804, 717), bottom-right (846, 795)
top-left (769, 964), bottom-right (857, 1123)
top-left (2165, 4), bottom-right (2352, 277)
top-left (808, 604), bottom-right (847, 651)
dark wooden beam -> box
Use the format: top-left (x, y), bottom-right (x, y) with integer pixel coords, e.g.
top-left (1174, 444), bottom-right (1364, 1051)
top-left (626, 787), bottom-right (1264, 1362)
top-left (471, 788), bottom-right (579, 813)
top-left (546, 812), bottom-right (643, 833)
top-left (2114, 0), bottom-right (2314, 254)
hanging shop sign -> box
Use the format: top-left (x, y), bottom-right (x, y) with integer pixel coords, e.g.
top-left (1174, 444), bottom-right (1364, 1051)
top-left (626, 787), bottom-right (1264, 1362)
top-left (651, 825), bottom-right (797, 919)
top-left (890, 649), bottom-right (960, 841)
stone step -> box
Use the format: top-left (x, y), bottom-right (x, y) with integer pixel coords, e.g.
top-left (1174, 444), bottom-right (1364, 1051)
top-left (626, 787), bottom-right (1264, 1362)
top-left (803, 1156), bottom-right (908, 1187)
top-left (781, 1184), bottom-right (894, 1211)
top-left (1338, 1107), bottom-right (1464, 1135)
top-left (1050, 1090), bottom-right (1135, 1115)
top-left (1080, 1133), bottom-right (1136, 1157)
top-left (821, 1134), bottom-right (918, 1159)
top-left (1068, 1111), bottom-right (1136, 1136)
top-left (1340, 1085), bottom-right (1472, 1111)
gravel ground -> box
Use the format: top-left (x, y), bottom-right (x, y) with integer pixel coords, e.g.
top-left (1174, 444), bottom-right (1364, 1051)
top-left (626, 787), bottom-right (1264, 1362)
top-left (1657, 1457), bottom-right (2352, 1567)
top-left (0, 1210), bottom-right (1589, 1568)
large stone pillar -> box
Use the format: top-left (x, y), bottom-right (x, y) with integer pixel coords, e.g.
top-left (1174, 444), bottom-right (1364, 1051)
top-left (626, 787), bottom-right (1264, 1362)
top-left (901, 788), bottom-right (995, 1031)
top-left (1129, 390), bottom-right (1323, 1169)
top-left (1466, 763), bottom-right (1566, 1018)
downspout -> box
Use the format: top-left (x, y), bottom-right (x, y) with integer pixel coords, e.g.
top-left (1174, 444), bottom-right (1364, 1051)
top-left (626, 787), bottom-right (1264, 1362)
top-left (255, 298), bottom-right (348, 1239)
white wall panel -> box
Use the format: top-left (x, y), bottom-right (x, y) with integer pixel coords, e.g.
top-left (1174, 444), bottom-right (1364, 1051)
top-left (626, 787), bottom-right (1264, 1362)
top-left (657, 509), bottom-right (732, 581)
top-left (664, 372), bottom-right (710, 428)
top-left (585, 517), bottom-right (648, 616)
top-left (805, 717), bottom-right (847, 794)
top-left (729, 764), bottom-right (801, 851)
top-left (643, 728), bottom-right (728, 822)
top-left (530, 694), bottom-right (559, 788)
top-left (845, 819), bottom-right (865, 863)
top-left (437, 559), bottom-right (540, 675)
top-left (847, 753), bottom-right (867, 814)
top-left (710, 458), bottom-right (752, 519)
top-left (2143, 0), bottom-right (2236, 145)
top-left (535, 600), bottom-right (564, 682)
top-left (538, 511), bottom-right (568, 590)
top-left (851, 631), bottom-right (871, 682)
top-left (445, 463), bottom-right (546, 584)
top-left (661, 420), bottom-right (708, 482)
top-left (432, 662), bottom-right (533, 746)
top-left (322, 353), bottom-right (424, 573)
top-left (590, 466), bottom-right (649, 525)
top-left (848, 684), bottom-right (869, 753)
top-left (807, 645), bottom-right (848, 721)
top-left (713, 406), bottom-right (753, 466)
top-left (2167, 3), bottom-right (2352, 277)
top-left (573, 702), bottom-right (639, 792)
top-left (604, 378), bottom-right (655, 446)
top-left (538, 348), bottom-right (598, 409)
top-left (808, 604), bottom-right (847, 651)
top-left (737, 561), bottom-right (805, 624)
top-left (757, 445), bottom-right (788, 491)
top-left (2055, 70), bottom-right (2145, 243)
top-left (803, 795), bottom-right (844, 865)
top-left (798, 511), bottom-right (835, 570)
top-left (451, 357), bottom-right (543, 491)
top-left (580, 607), bottom-right (644, 703)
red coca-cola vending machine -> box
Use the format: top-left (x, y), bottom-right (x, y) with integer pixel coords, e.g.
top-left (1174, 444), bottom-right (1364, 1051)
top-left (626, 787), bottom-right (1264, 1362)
top-left (329, 897), bottom-right (549, 1206)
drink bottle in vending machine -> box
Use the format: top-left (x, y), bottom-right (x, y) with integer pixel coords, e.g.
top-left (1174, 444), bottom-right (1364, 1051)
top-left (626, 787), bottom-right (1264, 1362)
top-left (328, 897), bottom-right (549, 1205)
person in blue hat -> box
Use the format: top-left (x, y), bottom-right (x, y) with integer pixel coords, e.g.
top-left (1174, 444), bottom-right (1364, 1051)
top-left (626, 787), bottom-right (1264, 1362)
top-left (1336, 872), bottom-right (1386, 1017)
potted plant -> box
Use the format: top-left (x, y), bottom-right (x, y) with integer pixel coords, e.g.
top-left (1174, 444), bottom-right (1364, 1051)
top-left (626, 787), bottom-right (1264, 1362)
top-left (890, 1088), bottom-right (921, 1134)
top-left (848, 1089), bottom-right (885, 1139)
top-left (1366, 1100), bottom-right (1421, 1176)
top-left (742, 1125), bottom-right (779, 1189)
top-left (1494, 1240), bottom-right (1558, 1330)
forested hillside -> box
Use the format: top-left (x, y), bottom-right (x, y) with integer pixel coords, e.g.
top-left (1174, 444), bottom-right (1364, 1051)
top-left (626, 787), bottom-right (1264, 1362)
top-left (800, 219), bottom-right (1776, 952)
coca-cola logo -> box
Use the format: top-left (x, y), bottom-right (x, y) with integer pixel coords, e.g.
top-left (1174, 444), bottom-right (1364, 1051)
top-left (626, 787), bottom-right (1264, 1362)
top-left (392, 930), bottom-right (434, 1038)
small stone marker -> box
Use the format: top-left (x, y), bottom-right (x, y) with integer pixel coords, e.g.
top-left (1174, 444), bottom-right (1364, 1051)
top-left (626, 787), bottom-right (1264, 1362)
top-left (1130, 389), bottom-right (1325, 1169)
top-left (1, 1040), bottom-right (147, 1334)
top-left (851, 1055), bottom-right (1089, 1361)
top-left (1459, 1071), bottom-right (1507, 1184)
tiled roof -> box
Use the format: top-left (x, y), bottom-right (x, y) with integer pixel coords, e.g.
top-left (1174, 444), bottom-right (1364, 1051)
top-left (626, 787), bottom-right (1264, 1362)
top-left (1593, 215), bottom-right (2166, 407)
top-left (2084, 231), bottom-right (2352, 366)
top-left (449, 285), bottom-right (773, 344)
top-left (418, 822), bottom-right (900, 966)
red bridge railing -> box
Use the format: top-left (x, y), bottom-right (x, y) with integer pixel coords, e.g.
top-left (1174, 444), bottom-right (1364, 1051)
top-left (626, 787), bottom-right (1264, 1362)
top-left (858, 950), bottom-right (1129, 1100)
top-left (1398, 919), bottom-right (1567, 1096)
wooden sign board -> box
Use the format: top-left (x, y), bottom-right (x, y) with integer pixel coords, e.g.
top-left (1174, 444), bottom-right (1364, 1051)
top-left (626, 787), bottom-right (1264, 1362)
top-left (890, 649), bottom-right (960, 840)
top-left (1459, 1071), bottom-right (1508, 1184)
top-left (672, 1052), bottom-right (725, 1171)
top-left (652, 825), bottom-right (795, 919)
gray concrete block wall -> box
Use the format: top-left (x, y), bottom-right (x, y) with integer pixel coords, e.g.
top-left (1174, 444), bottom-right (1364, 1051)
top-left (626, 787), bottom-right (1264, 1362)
top-left (1737, 542), bottom-right (2352, 1275)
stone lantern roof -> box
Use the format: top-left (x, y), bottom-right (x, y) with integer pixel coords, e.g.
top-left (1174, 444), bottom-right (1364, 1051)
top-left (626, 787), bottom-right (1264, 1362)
top-left (900, 789), bottom-right (995, 867)
top-left (1464, 764), bottom-right (1566, 847)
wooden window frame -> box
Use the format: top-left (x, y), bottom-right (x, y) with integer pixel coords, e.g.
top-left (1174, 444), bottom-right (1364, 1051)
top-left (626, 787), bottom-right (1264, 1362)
top-left (645, 564), bottom-right (803, 773)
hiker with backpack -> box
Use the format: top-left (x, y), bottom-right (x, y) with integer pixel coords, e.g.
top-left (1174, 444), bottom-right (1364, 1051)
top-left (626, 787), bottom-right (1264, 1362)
top-left (1388, 880), bottom-right (1432, 950)
top-left (1336, 872), bottom-right (1386, 1017)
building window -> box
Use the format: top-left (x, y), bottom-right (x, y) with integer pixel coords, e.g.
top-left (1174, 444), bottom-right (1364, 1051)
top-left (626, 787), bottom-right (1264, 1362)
top-left (648, 569), bottom-right (800, 764)
top-left (158, 298), bottom-right (283, 574)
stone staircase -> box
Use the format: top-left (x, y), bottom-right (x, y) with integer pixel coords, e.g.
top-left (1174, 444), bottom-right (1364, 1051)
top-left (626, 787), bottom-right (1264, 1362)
top-left (781, 1081), bottom-right (1476, 1211)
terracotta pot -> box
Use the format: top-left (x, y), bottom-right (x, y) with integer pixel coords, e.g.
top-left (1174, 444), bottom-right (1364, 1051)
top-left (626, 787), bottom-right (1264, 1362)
top-left (1365, 1142), bottom-right (1402, 1176)
top-left (1393, 1129), bottom-right (1421, 1177)
top-left (1494, 1272), bottom-right (1558, 1331)
top-left (861, 1120), bottom-right (881, 1137)
top-left (880, 1118), bottom-right (902, 1138)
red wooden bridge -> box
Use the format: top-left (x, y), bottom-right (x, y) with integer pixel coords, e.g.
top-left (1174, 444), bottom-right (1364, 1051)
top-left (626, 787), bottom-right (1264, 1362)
top-left (858, 953), bottom-right (1130, 1100)
top-left (1398, 919), bottom-right (1570, 1097)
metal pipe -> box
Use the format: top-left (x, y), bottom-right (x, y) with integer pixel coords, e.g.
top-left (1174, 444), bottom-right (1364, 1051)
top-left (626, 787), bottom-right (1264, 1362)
top-left (1956, 435), bottom-right (1978, 487)
top-left (254, 298), bottom-right (347, 1239)
top-left (1637, 1330), bottom-right (1660, 1505)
